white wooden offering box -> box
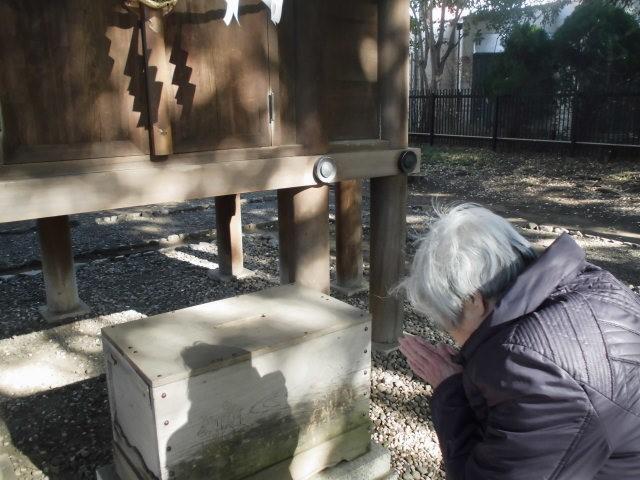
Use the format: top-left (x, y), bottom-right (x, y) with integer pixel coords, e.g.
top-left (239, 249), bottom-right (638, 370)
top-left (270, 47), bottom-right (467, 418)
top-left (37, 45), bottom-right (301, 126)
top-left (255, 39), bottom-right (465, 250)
top-left (102, 285), bottom-right (372, 480)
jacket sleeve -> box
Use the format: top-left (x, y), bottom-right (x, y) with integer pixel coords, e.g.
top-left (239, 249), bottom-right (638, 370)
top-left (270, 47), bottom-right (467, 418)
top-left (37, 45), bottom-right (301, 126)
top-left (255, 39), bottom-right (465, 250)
top-left (430, 373), bottom-right (482, 474)
top-left (430, 343), bottom-right (611, 480)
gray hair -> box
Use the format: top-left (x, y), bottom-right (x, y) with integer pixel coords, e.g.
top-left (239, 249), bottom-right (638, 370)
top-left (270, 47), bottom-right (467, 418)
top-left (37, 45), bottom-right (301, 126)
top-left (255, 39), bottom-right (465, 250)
top-left (399, 203), bottom-right (536, 331)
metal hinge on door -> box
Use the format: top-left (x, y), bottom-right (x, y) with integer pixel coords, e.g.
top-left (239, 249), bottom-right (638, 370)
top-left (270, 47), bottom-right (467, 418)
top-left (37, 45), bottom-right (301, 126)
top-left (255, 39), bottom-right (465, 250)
top-left (268, 91), bottom-right (275, 124)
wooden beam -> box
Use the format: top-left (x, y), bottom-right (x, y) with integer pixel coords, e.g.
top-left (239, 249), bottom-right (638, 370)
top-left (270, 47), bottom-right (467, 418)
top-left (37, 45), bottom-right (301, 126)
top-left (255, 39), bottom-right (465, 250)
top-left (36, 215), bottom-right (89, 322)
top-left (278, 186), bottom-right (330, 293)
top-left (141, 6), bottom-right (173, 157)
top-left (0, 148), bottom-right (418, 224)
top-left (332, 180), bottom-right (365, 296)
top-left (370, 0), bottom-right (410, 349)
top-left (212, 194), bottom-right (249, 280)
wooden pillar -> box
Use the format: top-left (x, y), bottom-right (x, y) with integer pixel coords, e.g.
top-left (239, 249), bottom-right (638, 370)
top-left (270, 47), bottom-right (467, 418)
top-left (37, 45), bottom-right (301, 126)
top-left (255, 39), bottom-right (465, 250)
top-left (210, 194), bottom-right (251, 281)
top-left (278, 186), bottom-right (330, 294)
top-left (332, 180), bottom-right (366, 295)
top-left (275, 1), bottom-right (330, 294)
top-left (37, 216), bottom-right (89, 322)
top-left (370, 176), bottom-right (407, 346)
top-left (371, 0), bottom-right (410, 349)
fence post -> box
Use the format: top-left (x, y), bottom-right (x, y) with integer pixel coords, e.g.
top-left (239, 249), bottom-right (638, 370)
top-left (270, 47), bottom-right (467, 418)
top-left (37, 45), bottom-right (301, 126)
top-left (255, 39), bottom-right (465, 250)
top-left (492, 95), bottom-right (500, 151)
top-left (429, 91), bottom-right (436, 146)
top-left (570, 92), bottom-right (578, 155)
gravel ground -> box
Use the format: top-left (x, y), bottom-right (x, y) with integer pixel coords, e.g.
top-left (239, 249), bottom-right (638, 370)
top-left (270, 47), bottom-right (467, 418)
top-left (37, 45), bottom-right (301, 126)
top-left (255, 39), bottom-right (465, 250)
top-left (1, 151), bottom-right (639, 480)
top-left (0, 193), bottom-right (282, 273)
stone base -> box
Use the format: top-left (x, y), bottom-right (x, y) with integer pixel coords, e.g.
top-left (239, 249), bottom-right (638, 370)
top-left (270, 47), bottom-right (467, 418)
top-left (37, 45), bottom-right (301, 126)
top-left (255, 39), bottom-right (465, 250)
top-left (310, 443), bottom-right (397, 480)
top-left (331, 281), bottom-right (368, 297)
top-left (207, 267), bottom-right (255, 282)
top-left (372, 341), bottom-right (399, 355)
top-left (96, 443), bottom-right (396, 480)
top-left (95, 464), bottom-right (116, 480)
top-left (0, 454), bottom-right (17, 480)
top-left (38, 300), bottom-right (90, 323)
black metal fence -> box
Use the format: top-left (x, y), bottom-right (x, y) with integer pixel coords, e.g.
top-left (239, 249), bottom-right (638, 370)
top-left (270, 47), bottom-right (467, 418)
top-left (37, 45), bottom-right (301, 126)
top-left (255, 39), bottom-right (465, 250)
top-left (409, 90), bottom-right (640, 150)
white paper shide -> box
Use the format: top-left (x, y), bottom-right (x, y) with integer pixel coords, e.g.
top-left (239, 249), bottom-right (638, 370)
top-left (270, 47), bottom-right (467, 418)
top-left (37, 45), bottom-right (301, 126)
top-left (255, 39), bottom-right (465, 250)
top-left (224, 0), bottom-right (283, 25)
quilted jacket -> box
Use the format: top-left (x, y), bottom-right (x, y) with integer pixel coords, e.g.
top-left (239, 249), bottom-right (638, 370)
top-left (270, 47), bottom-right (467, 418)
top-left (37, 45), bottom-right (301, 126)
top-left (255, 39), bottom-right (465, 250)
top-left (430, 234), bottom-right (640, 479)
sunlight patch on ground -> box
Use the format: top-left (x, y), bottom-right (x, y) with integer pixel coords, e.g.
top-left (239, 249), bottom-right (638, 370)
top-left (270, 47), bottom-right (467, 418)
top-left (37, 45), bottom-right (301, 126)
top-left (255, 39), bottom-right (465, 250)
top-left (133, 224), bottom-right (166, 234)
top-left (161, 248), bottom-right (219, 270)
top-left (407, 214), bottom-right (427, 225)
top-left (538, 196), bottom-right (601, 207)
top-left (0, 310), bottom-right (145, 398)
top-left (188, 242), bottom-right (217, 255)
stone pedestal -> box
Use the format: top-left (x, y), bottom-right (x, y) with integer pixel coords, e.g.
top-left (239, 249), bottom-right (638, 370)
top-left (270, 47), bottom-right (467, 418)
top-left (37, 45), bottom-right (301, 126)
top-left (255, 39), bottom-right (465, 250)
top-left (310, 443), bottom-right (397, 480)
top-left (97, 443), bottom-right (397, 480)
top-left (207, 267), bottom-right (255, 282)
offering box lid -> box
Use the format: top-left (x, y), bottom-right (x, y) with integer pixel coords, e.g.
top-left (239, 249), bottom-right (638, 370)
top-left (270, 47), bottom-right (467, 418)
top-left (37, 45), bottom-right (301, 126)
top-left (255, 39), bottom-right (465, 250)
top-left (102, 285), bottom-right (370, 387)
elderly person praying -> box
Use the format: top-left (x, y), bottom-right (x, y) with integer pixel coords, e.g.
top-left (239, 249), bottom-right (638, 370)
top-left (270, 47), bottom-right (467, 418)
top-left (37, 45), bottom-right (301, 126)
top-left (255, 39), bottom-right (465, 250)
top-left (399, 204), bottom-right (640, 479)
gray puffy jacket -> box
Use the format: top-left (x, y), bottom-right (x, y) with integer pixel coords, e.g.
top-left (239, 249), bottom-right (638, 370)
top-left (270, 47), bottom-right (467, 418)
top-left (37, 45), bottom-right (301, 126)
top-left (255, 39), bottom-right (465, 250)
top-left (431, 234), bottom-right (640, 479)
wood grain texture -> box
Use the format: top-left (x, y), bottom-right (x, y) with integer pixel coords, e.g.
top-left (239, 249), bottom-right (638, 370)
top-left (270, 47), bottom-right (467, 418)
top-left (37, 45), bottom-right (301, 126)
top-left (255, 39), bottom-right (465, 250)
top-left (102, 285), bottom-right (369, 386)
top-left (36, 215), bottom-right (81, 314)
top-left (0, 0), bottom-right (150, 163)
top-left (105, 342), bottom-right (161, 479)
top-left (378, 0), bottom-right (409, 147)
top-left (369, 0), bottom-right (410, 346)
top-left (102, 285), bottom-right (371, 479)
top-left (247, 425), bottom-right (371, 480)
top-left (0, 147), bottom-right (418, 224)
top-left (294, 0), bottom-right (328, 153)
top-left (369, 174), bottom-right (407, 345)
top-left (215, 194), bottom-right (244, 277)
top-left (324, 0), bottom-right (379, 141)
top-left (335, 180), bottom-right (364, 288)
top-left (141, 6), bottom-right (174, 156)
top-left (268, 0), bottom-right (297, 146)
top-left (278, 186), bottom-right (330, 294)
top-left (153, 324), bottom-right (370, 479)
top-left (164, 0), bottom-right (271, 153)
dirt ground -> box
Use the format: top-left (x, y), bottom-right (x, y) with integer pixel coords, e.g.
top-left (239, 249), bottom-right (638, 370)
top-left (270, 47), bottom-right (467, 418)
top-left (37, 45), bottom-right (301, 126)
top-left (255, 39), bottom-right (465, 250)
top-left (415, 145), bottom-right (640, 235)
top-left (409, 145), bottom-right (640, 285)
top-left (0, 145), bottom-right (638, 480)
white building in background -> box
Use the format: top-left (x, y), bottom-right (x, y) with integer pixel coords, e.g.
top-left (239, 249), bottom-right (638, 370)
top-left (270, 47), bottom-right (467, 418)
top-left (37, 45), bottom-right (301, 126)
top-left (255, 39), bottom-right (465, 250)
top-left (413, 1), bottom-right (579, 91)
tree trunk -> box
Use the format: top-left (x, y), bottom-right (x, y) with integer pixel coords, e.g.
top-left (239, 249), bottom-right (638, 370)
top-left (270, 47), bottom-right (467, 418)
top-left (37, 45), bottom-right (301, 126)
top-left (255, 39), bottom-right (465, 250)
top-left (429, 55), bottom-right (440, 91)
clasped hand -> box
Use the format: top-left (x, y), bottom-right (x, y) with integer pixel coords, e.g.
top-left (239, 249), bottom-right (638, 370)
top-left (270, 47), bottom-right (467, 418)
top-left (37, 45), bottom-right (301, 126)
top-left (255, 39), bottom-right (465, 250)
top-left (399, 335), bottom-right (462, 389)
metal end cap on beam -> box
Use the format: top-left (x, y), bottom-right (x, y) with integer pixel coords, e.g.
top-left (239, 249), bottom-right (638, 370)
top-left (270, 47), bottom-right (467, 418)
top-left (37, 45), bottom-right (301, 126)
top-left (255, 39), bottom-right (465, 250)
top-left (398, 150), bottom-right (418, 174)
top-left (314, 156), bottom-right (337, 184)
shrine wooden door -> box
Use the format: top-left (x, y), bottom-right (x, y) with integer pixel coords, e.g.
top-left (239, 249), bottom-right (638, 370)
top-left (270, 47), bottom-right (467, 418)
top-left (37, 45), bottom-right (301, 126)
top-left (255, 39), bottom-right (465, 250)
top-left (165, 0), bottom-right (276, 153)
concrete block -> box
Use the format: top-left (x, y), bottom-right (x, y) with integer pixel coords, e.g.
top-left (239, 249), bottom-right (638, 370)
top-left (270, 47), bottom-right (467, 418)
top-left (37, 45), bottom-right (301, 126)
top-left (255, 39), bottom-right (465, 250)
top-left (311, 443), bottom-right (397, 480)
top-left (95, 464), bottom-right (117, 480)
top-left (372, 341), bottom-right (399, 355)
top-left (331, 281), bottom-right (368, 297)
top-left (96, 444), bottom-right (398, 480)
top-left (206, 267), bottom-right (255, 282)
top-left (38, 300), bottom-right (90, 323)
top-left (0, 454), bottom-right (17, 480)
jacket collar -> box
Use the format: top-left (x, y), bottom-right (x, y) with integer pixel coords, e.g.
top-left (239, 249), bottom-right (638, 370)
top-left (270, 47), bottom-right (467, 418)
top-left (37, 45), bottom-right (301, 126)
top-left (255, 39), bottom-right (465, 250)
top-left (458, 233), bottom-right (586, 363)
